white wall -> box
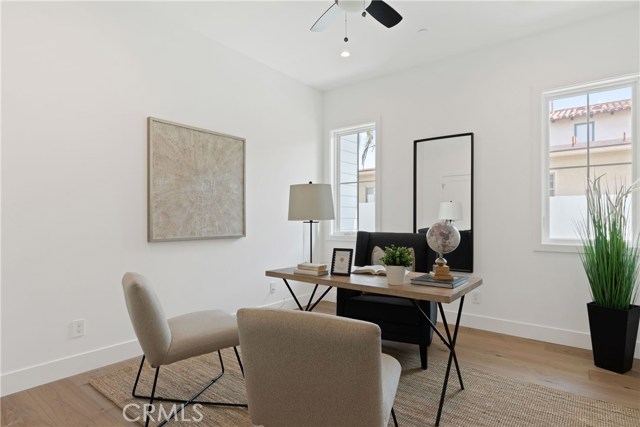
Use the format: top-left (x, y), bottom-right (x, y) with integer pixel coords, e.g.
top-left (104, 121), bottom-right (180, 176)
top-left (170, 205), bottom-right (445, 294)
top-left (322, 9), bottom-right (640, 355)
top-left (1, 2), bottom-right (322, 395)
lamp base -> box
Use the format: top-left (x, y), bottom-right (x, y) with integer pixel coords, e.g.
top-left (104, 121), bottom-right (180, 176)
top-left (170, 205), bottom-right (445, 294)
top-left (431, 264), bottom-right (454, 281)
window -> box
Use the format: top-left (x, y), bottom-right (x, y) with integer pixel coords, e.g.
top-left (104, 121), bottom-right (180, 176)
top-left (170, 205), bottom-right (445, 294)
top-left (542, 75), bottom-right (638, 244)
top-left (574, 122), bottom-right (595, 143)
top-left (332, 124), bottom-right (377, 235)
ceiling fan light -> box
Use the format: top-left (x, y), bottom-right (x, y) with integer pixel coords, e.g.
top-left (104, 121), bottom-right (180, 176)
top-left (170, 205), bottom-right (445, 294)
top-left (340, 49), bottom-right (351, 58)
top-left (337, 0), bottom-right (372, 14)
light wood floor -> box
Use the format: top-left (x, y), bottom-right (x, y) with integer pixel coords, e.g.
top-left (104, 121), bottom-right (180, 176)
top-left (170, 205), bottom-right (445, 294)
top-left (2, 301), bottom-right (639, 426)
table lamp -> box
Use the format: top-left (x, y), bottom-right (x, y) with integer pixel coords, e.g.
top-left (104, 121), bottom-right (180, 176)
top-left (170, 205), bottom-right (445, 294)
top-left (288, 182), bottom-right (335, 262)
top-left (426, 201), bottom-right (463, 281)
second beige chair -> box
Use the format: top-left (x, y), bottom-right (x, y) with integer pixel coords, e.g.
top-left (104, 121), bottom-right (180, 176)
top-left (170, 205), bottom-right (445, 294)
top-left (237, 308), bottom-right (401, 427)
top-left (122, 272), bottom-right (246, 427)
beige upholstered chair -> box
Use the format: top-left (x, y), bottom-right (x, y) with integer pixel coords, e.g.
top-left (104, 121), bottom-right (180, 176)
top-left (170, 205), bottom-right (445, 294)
top-left (122, 272), bottom-right (246, 427)
top-left (237, 308), bottom-right (401, 427)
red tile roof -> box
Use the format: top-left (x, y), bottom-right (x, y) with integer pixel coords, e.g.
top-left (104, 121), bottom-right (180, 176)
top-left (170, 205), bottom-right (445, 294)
top-left (550, 99), bottom-right (631, 121)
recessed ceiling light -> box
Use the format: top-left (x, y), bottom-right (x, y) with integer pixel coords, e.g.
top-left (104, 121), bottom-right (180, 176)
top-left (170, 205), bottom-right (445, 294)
top-left (340, 50), bottom-right (351, 58)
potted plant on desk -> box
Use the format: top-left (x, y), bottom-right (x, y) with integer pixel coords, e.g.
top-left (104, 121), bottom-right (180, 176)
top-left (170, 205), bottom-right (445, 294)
top-left (577, 175), bottom-right (640, 374)
top-left (380, 245), bottom-right (414, 285)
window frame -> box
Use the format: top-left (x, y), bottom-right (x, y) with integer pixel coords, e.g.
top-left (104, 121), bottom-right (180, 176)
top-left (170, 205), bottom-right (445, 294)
top-left (549, 170), bottom-right (557, 197)
top-left (538, 74), bottom-right (639, 251)
top-left (330, 122), bottom-right (379, 238)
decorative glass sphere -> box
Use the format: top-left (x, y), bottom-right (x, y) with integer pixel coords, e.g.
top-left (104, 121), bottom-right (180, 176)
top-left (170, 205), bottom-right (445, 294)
top-left (426, 222), bottom-right (461, 259)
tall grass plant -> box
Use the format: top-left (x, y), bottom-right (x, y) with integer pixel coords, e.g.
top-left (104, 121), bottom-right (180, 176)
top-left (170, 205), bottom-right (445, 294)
top-left (577, 176), bottom-right (640, 309)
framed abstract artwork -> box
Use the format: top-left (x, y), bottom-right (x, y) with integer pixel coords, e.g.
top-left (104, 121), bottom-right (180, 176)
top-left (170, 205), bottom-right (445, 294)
top-left (147, 117), bottom-right (246, 241)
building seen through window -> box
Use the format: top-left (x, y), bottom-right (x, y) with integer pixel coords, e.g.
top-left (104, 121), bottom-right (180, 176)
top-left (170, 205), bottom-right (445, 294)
top-left (334, 125), bottom-right (376, 234)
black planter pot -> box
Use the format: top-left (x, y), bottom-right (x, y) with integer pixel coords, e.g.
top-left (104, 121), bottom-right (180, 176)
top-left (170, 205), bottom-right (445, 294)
top-left (587, 302), bottom-right (640, 374)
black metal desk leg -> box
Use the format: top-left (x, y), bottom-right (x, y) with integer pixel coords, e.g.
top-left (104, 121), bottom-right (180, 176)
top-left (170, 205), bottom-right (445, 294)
top-left (308, 286), bottom-right (333, 312)
top-left (410, 300), bottom-right (450, 350)
top-left (437, 300), bottom-right (465, 389)
top-left (282, 279), bottom-right (304, 311)
top-left (305, 285), bottom-right (319, 311)
top-left (281, 279), bottom-right (332, 313)
top-left (450, 296), bottom-right (466, 386)
top-left (434, 295), bottom-right (466, 427)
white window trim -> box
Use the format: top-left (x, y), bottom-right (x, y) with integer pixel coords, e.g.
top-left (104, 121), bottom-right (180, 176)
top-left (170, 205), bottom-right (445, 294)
top-left (329, 121), bottom-right (380, 239)
top-left (536, 74), bottom-right (640, 253)
top-left (549, 170), bottom-right (557, 197)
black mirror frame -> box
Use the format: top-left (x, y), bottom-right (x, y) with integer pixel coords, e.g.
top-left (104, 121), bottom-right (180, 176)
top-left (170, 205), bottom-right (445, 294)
top-left (413, 132), bottom-right (474, 273)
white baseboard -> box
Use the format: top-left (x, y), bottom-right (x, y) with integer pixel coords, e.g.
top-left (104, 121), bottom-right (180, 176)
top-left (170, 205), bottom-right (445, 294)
top-left (3, 294), bottom-right (637, 397)
top-left (1, 339), bottom-right (142, 397)
top-left (256, 294), bottom-right (311, 311)
top-left (1, 293), bottom-right (311, 397)
top-left (447, 309), bottom-right (640, 359)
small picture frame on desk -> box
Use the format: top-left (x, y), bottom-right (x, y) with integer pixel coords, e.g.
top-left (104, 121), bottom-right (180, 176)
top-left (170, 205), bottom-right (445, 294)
top-left (331, 248), bottom-right (353, 276)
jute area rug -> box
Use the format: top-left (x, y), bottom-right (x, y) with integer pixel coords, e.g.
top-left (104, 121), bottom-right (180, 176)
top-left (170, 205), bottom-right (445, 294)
top-left (90, 346), bottom-right (639, 427)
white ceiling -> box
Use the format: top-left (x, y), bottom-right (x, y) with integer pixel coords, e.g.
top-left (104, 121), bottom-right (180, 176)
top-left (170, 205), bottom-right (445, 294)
top-left (150, 1), bottom-right (638, 91)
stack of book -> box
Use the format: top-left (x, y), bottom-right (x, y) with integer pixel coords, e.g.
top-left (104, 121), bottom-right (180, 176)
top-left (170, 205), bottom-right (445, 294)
top-left (293, 262), bottom-right (329, 276)
top-left (410, 273), bottom-right (468, 288)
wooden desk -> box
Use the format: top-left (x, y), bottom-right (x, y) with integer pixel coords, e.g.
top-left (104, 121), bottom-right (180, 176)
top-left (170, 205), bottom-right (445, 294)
top-left (265, 268), bottom-right (483, 426)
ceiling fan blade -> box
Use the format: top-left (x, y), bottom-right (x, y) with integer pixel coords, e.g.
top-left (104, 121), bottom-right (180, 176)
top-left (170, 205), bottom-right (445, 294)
top-left (366, 0), bottom-right (403, 28)
top-left (310, 3), bottom-right (341, 32)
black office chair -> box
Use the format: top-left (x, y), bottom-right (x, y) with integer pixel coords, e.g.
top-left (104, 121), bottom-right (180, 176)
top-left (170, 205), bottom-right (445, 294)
top-left (336, 231), bottom-right (437, 369)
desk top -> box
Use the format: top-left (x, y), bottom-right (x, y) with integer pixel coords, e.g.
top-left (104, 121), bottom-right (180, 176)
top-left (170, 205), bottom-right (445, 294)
top-left (265, 268), bottom-right (483, 304)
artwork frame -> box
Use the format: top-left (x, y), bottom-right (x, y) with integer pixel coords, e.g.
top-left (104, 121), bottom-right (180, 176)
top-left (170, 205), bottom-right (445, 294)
top-left (147, 117), bottom-right (246, 242)
top-left (331, 248), bottom-right (353, 276)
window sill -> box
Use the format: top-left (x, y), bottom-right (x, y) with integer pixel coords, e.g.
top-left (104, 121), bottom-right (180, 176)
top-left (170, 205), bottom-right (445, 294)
top-left (534, 241), bottom-right (580, 254)
top-left (327, 234), bottom-right (357, 242)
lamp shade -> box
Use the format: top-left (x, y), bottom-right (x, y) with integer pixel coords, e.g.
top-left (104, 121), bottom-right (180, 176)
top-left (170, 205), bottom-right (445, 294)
top-left (288, 183), bottom-right (335, 221)
top-left (438, 201), bottom-right (463, 221)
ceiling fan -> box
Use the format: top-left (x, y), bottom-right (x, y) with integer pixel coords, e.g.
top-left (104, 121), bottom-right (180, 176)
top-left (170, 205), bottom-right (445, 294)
top-left (310, 0), bottom-right (403, 33)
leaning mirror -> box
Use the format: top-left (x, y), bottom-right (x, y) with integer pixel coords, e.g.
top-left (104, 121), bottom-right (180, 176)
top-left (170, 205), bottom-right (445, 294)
top-left (413, 133), bottom-right (473, 272)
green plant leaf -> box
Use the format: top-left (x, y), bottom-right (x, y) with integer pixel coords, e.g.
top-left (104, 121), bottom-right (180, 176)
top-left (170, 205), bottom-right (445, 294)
top-left (380, 245), bottom-right (414, 267)
top-left (576, 175), bottom-right (640, 309)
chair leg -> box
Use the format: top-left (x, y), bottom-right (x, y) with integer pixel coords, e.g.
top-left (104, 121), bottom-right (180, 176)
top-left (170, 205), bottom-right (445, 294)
top-left (391, 407), bottom-right (399, 427)
top-left (130, 350), bottom-right (247, 424)
top-left (233, 346), bottom-right (244, 377)
top-left (144, 367), bottom-right (160, 427)
top-left (132, 355), bottom-right (147, 398)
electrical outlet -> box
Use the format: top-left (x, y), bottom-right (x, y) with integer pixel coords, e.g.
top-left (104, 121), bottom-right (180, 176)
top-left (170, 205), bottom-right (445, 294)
top-left (269, 282), bottom-right (278, 294)
top-left (471, 291), bottom-right (481, 305)
top-left (71, 319), bottom-right (85, 338)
